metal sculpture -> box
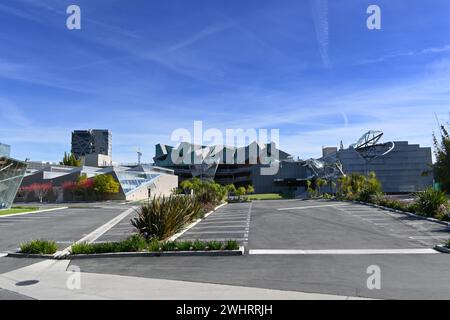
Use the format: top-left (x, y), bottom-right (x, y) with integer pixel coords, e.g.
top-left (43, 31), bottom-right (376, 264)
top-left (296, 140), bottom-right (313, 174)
top-left (350, 130), bottom-right (395, 162)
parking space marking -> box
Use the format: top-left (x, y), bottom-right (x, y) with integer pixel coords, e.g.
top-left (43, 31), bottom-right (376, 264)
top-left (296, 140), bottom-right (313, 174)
top-left (409, 235), bottom-right (450, 240)
top-left (277, 204), bottom-right (349, 211)
top-left (249, 249), bottom-right (439, 255)
top-left (194, 225), bottom-right (247, 229)
top-left (203, 217), bottom-right (248, 222)
top-left (180, 238), bottom-right (247, 242)
top-left (184, 231), bottom-right (247, 235)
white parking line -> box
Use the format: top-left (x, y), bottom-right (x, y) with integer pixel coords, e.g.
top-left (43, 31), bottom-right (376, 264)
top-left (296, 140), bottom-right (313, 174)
top-left (198, 221), bottom-right (247, 225)
top-left (183, 231), bottom-right (246, 235)
top-left (193, 226), bottom-right (246, 229)
top-left (0, 207), bottom-right (68, 218)
top-left (249, 249), bottom-right (439, 255)
top-left (54, 206), bottom-right (137, 258)
top-left (277, 204), bottom-right (349, 211)
top-left (180, 238), bottom-right (247, 242)
top-left (204, 217), bottom-right (248, 222)
top-left (409, 235), bottom-right (450, 240)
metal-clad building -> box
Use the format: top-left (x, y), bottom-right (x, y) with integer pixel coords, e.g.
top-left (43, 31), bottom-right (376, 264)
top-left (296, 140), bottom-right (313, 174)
top-left (71, 129), bottom-right (112, 159)
top-left (337, 141), bottom-right (433, 193)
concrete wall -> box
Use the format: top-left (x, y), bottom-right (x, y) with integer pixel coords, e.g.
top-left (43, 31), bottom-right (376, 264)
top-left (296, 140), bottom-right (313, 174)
top-left (125, 174), bottom-right (178, 201)
top-left (337, 141), bottom-right (433, 193)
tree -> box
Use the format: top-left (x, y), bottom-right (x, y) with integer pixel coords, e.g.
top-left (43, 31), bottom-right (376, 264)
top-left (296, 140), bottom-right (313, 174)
top-left (76, 174), bottom-right (95, 200)
top-left (180, 180), bottom-right (194, 195)
top-left (433, 125), bottom-right (450, 192)
top-left (25, 183), bottom-right (53, 203)
top-left (93, 174), bottom-right (120, 198)
top-left (235, 187), bottom-right (246, 200)
top-left (246, 185), bottom-right (255, 194)
top-left (225, 184), bottom-right (237, 196)
top-left (61, 152), bottom-right (81, 167)
top-left (62, 181), bottom-right (77, 201)
top-left (316, 178), bottom-right (326, 196)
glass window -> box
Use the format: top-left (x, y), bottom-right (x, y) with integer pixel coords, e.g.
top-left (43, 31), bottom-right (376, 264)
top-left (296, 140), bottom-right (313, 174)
top-left (0, 157), bottom-right (27, 209)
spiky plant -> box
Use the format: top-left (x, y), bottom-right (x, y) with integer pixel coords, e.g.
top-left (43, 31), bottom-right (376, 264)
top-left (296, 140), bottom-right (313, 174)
top-left (131, 195), bottom-right (202, 240)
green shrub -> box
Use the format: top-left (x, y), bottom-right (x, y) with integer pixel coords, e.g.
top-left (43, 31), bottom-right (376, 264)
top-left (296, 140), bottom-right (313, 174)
top-left (189, 178), bottom-right (227, 205)
top-left (435, 205), bottom-right (449, 221)
top-left (71, 242), bottom-right (96, 254)
top-left (161, 241), bottom-right (177, 251)
top-left (192, 240), bottom-right (207, 251)
top-left (338, 172), bottom-right (382, 202)
top-left (71, 235), bottom-right (148, 254)
top-left (131, 195), bottom-right (202, 240)
top-left (175, 241), bottom-right (193, 251)
top-left (414, 187), bottom-right (448, 217)
top-left (148, 239), bottom-right (162, 252)
top-left (446, 239), bottom-right (450, 248)
top-left (71, 238), bottom-right (240, 254)
top-left (224, 240), bottom-right (239, 250)
top-left (20, 240), bottom-right (58, 255)
top-left (206, 241), bottom-right (223, 250)
top-left (117, 234), bottom-right (148, 252)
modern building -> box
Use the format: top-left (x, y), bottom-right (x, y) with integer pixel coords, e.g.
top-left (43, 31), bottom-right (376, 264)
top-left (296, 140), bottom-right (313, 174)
top-left (154, 132), bottom-right (433, 195)
top-left (154, 142), bottom-right (292, 188)
top-left (19, 163), bottom-right (177, 202)
top-left (0, 143), bottom-right (27, 209)
top-left (332, 141), bottom-right (433, 193)
top-left (71, 129), bottom-right (112, 159)
top-left (0, 143), bottom-right (11, 157)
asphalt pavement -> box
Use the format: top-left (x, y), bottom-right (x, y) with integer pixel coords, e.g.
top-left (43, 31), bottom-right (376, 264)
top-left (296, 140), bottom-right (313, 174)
top-left (1, 199), bottom-right (449, 300)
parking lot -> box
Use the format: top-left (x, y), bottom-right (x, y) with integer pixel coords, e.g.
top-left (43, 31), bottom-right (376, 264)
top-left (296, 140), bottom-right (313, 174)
top-left (0, 204), bottom-right (130, 253)
top-left (177, 202), bottom-right (251, 245)
top-left (1, 198), bottom-right (449, 300)
top-left (69, 199), bottom-right (450, 300)
top-left (180, 199), bottom-right (450, 252)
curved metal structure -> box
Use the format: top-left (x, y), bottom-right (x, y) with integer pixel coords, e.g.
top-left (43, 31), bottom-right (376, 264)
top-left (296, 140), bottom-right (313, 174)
top-left (351, 130), bottom-right (395, 162)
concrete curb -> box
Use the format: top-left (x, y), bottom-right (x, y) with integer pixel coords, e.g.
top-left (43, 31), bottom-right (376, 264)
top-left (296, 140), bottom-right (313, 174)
top-left (6, 252), bottom-right (54, 259)
top-left (69, 247), bottom-right (244, 259)
top-left (8, 246), bottom-right (245, 260)
top-left (0, 206), bottom-right (69, 218)
top-left (434, 245), bottom-right (450, 254)
top-left (168, 202), bottom-right (228, 242)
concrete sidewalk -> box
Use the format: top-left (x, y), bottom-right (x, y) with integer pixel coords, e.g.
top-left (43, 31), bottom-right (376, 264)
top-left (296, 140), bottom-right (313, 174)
top-left (0, 260), bottom-right (370, 300)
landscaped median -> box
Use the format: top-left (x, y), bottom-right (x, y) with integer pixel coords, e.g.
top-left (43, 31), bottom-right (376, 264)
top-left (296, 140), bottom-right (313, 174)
top-left (10, 187), bottom-right (243, 259)
top-left (13, 237), bottom-right (242, 259)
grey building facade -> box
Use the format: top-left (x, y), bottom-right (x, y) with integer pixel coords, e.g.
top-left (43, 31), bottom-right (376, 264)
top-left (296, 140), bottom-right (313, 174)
top-left (154, 136), bottom-right (433, 195)
top-left (336, 141), bottom-right (433, 193)
top-left (71, 129), bottom-right (112, 159)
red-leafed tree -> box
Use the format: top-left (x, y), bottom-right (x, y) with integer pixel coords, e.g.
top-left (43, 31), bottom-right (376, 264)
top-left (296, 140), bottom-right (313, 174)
top-left (26, 183), bottom-right (53, 203)
top-left (76, 174), bottom-right (95, 201)
top-left (62, 181), bottom-right (77, 201)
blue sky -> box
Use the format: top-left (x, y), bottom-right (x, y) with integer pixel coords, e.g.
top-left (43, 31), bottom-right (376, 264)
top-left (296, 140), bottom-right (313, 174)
top-left (0, 0), bottom-right (449, 163)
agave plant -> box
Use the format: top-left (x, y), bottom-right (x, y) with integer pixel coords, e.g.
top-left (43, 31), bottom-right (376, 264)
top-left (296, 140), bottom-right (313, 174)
top-left (131, 195), bottom-right (202, 240)
top-left (414, 187), bottom-right (448, 217)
